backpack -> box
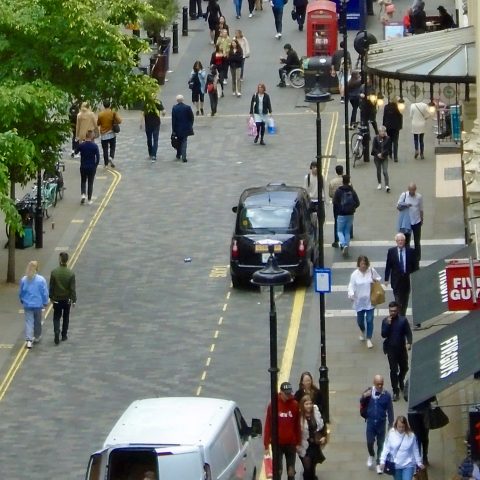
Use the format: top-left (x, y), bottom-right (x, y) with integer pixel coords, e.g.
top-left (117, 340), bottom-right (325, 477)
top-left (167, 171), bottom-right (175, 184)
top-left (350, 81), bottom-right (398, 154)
top-left (188, 72), bottom-right (200, 90)
top-left (340, 189), bottom-right (356, 214)
top-left (359, 390), bottom-right (371, 419)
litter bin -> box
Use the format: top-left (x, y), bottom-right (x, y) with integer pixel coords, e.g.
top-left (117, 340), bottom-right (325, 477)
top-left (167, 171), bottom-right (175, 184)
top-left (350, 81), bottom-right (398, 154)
top-left (151, 37), bottom-right (171, 86)
top-left (303, 56), bottom-right (332, 93)
top-left (15, 200), bottom-right (35, 249)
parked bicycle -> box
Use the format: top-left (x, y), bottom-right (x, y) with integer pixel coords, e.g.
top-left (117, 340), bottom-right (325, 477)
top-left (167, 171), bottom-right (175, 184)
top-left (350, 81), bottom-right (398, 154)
top-left (351, 124), bottom-right (369, 167)
top-left (43, 160), bottom-right (65, 204)
top-left (30, 179), bottom-right (57, 218)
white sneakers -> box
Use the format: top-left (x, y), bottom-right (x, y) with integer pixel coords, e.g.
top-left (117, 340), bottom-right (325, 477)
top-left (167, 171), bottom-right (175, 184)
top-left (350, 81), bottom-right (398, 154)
top-left (81, 194), bottom-right (86, 204)
top-left (377, 184), bottom-right (382, 190)
top-left (274, 33), bottom-right (282, 39)
top-left (237, 92), bottom-right (242, 97)
top-left (248, 12), bottom-right (253, 17)
top-left (367, 456), bottom-right (374, 469)
top-left (367, 339), bottom-right (374, 349)
top-left (377, 465), bottom-right (383, 474)
top-left (88, 200), bottom-right (93, 205)
top-left (359, 334), bottom-right (365, 341)
top-left (26, 340), bottom-right (32, 349)
top-left (385, 186), bottom-right (390, 193)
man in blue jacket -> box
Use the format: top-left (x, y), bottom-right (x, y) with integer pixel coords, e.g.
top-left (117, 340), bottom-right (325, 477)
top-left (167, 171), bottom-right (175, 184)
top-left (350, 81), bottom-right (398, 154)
top-left (270, 0), bottom-right (285, 39)
top-left (76, 129), bottom-right (100, 205)
top-left (360, 374), bottom-right (394, 474)
top-left (171, 94), bottom-right (194, 163)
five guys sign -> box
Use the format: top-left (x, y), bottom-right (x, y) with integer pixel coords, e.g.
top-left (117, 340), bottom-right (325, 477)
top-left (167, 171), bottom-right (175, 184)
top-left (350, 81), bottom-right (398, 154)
top-left (446, 260), bottom-right (480, 311)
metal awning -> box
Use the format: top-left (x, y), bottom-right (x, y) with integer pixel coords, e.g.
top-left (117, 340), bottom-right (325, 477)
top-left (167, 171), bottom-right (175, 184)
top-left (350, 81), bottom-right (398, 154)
top-left (366, 26), bottom-right (476, 84)
top-left (408, 312), bottom-right (480, 409)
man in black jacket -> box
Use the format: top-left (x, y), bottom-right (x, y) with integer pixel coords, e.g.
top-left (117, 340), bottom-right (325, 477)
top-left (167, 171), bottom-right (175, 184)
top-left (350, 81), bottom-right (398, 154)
top-left (382, 100), bottom-right (403, 162)
top-left (381, 301), bottom-right (413, 401)
top-left (278, 44), bottom-right (300, 87)
top-left (384, 232), bottom-right (418, 315)
top-left (172, 94), bottom-right (195, 162)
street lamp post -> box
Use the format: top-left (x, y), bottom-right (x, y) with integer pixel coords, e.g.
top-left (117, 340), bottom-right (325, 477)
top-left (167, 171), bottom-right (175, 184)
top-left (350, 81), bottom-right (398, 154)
top-left (305, 74), bottom-right (331, 423)
top-left (341, 0), bottom-right (350, 175)
top-left (251, 246), bottom-right (292, 480)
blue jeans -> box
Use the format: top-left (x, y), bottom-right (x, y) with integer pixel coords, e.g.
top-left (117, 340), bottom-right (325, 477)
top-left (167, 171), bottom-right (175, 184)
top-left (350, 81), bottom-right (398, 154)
top-left (233, 0), bottom-right (243, 16)
top-left (145, 125), bottom-right (160, 158)
top-left (337, 214), bottom-right (353, 247)
top-left (272, 7), bottom-right (283, 33)
top-left (394, 466), bottom-right (415, 480)
top-left (24, 308), bottom-right (42, 341)
top-left (366, 421), bottom-right (386, 463)
top-left (413, 133), bottom-right (424, 154)
top-left (176, 136), bottom-right (188, 160)
top-left (357, 309), bottom-right (374, 339)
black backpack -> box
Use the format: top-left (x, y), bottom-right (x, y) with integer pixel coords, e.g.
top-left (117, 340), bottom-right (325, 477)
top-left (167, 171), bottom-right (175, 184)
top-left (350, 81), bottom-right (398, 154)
top-left (340, 189), bottom-right (356, 214)
top-left (359, 390), bottom-right (371, 419)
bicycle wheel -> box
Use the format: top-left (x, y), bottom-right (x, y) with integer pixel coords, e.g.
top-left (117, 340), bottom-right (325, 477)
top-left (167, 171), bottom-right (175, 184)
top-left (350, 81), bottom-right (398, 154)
top-left (351, 133), bottom-right (363, 161)
top-left (288, 69), bottom-right (305, 89)
top-left (52, 184), bottom-right (59, 207)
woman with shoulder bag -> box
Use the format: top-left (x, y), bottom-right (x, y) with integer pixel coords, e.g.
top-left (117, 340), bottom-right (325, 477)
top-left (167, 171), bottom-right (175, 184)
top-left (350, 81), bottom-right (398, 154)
top-left (348, 255), bottom-right (382, 349)
top-left (379, 415), bottom-right (425, 478)
top-left (249, 83), bottom-right (272, 146)
top-left (298, 394), bottom-right (326, 480)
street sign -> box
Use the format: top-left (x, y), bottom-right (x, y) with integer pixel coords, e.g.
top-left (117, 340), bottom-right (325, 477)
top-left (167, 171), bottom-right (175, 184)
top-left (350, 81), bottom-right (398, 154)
top-left (445, 260), bottom-right (480, 311)
top-left (314, 268), bottom-right (331, 293)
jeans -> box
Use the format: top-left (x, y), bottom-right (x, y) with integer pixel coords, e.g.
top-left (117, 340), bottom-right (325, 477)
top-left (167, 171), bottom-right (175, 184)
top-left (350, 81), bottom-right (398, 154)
top-left (24, 308), bottom-right (43, 341)
top-left (80, 168), bottom-right (96, 200)
top-left (337, 214), bottom-right (354, 247)
top-left (52, 300), bottom-right (71, 338)
top-left (394, 466), bottom-right (415, 480)
top-left (255, 121), bottom-right (265, 140)
top-left (405, 222), bottom-right (422, 265)
top-left (413, 133), bottom-right (424, 154)
top-left (357, 309), bottom-right (374, 339)
top-left (233, 0), bottom-right (242, 16)
top-left (374, 157), bottom-right (389, 186)
top-left (145, 125), bottom-right (160, 158)
top-left (366, 421), bottom-right (386, 463)
top-left (386, 128), bottom-right (399, 160)
top-left (272, 7), bottom-right (283, 33)
top-left (230, 66), bottom-right (241, 94)
top-left (387, 347), bottom-right (409, 395)
top-left (176, 136), bottom-right (188, 160)
top-left (101, 137), bottom-right (116, 165)
top-left (295, 5), bottom-right (307, 28)
top-left (248, 0), bottom-right (255, 13)
top-left (208, 91), bottom-right (218, 114)
top-left (240, 58), bottom-right (246, 80)
top-left (349, 96), bottom-right (360, 125)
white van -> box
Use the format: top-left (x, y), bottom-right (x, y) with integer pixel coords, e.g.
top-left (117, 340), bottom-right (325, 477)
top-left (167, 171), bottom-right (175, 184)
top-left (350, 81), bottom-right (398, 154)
top-left (85, 397), bottom-right (262, 480)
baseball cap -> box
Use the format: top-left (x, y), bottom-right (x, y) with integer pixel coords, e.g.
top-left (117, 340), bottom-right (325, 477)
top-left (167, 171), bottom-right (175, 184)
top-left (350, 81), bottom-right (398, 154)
top-left (280, 381), bottom-right (293, 393)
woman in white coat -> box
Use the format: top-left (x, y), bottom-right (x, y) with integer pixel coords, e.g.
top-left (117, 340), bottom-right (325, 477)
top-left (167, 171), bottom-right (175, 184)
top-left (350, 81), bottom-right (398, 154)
top-left (409, 101), bottom-right (431, 159)
top-left (297, 394), bottom-right (326, 480)
top-left (380, 415), bottom-right (425, 479)
top-left (348, 255), bottom-right (381, 349)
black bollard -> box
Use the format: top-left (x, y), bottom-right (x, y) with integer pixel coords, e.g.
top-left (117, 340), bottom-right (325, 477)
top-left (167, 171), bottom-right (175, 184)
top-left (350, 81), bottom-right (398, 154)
top-left (182, 7), bottom-right (188, 36)
top-left (172, 22), bottom-right (178, 53)
top-left (362, 124), bottom-right (370, 163)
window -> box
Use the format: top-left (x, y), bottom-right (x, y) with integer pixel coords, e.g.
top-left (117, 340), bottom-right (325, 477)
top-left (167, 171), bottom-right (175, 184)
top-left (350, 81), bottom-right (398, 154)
top-left (238, 206), bottom-right (299, 233)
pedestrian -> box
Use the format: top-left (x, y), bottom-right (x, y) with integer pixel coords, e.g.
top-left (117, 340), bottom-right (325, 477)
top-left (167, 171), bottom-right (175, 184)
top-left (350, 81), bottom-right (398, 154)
top-left (337, 57), bottom-right (351, 104)
top-left (407, 395), bottom-right (435, 466)
top-left (205, 0), bottom-right (222, 44)
top-left (410, 1), bottom-right (426, 34)
top-left (142, 98), bottom-right (165, 162)
top-left (69, 100), bottom-right (80, 158)
top-left (270, 0), bottom-right (285, 39)
top-left (384, 232), bottom-right (418, 316)
top-left (76, 129), bottom-right (100, 205)
top-left (249, 83), bottom-right (272, 146)
top-left (210, 45), bottom-right (226, 96)
top-left (437, 6), bottom-right (456, 30)
top-left (171, 94), bottom-right (195, 163)
top-left (347, 71), bottom-right (362, 129)
top-left (97, 99), bottom-right (121, 168)
top-left (263, 382), bottom-right (300, 480)
top-left (297, 394), bottom-right (325, 480)
top-left (360, 91), bottom-right (379, 135)
top-left (371, 126), bottom-right (392, 193)
top-left (216, 28), bottom-right (232, 84)
top-left (227, 40), bottom-right (243, 97)
top-left (331, 41), bottom-right (351, 76)
top-left (214, 17), bottom-right (230, 45)
top-left (294, 371), bottom-right (323, 414)
top-left (293, 0), bottom-right (308, 31)
top-left (49, 252), bottom-right (76, 345)
top-left (75, 102), bottom-right (97, 143)
top-left (233, 0), bottom-right (243, 18)
top-left (332, 174), bottom-right (360, 257)
top-left (303, 161), bottom-right (318, 204)
top-left (205, 65), bottom-right (219, 116)
top-left (348, 255), bottom-right (382, 349)
top-left (328, 165), bottom-right (344, 248)
top-left (410, 101), bottom-right (431, 159)
top-left (379, 415), bottom-right (425, 478)
top-left (360, 374), bottom-right (394, 474)
top-left (381, 3), bottom-right (395, 26)
top-left (382, 99), bottom-right (403, 162)
top-left (234, 30), bottom-right (250, 81)
top-left (19, 260), bottom-right (49, 349)
top-left (189, 61), bottom-right (207, 116)
top-left (278, 44), bottom-right (301, 88)
top-left (381, 301), bottom-right (413, 402)
top-left (397, 183), bottom-right (423, 264)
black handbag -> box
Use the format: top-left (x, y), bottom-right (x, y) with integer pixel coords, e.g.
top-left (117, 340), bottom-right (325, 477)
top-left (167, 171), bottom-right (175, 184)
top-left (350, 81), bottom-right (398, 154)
top-left (428, 406), bottom-right (449, 430)
top-left (291, 9), bottom-right (297, 20)
top-left (384, 454), bottom-right (396, 476)
top-left (171, 133), bottom-right (179, 150)
top-left (112, 112), bottom-right (120, 133)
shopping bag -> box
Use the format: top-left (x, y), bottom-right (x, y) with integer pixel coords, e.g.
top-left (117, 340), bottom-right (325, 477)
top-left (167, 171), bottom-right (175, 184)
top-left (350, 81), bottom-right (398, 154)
top-left (267, 116), bottom-right (276, 134)
top-left (263, 454), bottom-right (273, 478)
top-left (370, 281), bottom-right (385, 306)
top-left (414, 467), bottom-right (429, 480)
top-left (247, 116), bottom-right (257, 136)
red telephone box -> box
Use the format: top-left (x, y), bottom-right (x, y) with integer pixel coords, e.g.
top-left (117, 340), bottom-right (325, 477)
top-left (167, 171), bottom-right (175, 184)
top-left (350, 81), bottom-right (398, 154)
top-left (306, 0), bottom-right (338, 57)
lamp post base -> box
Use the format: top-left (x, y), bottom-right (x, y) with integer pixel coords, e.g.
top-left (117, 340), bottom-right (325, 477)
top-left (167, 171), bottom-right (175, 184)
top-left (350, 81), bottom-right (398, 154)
top-left (319, 365), bottom-right (329, 423)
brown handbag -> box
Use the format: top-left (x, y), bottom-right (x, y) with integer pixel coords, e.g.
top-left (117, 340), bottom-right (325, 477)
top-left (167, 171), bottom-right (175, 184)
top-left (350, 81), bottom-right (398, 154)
top-left (370, 280), bottom-right (386, 306)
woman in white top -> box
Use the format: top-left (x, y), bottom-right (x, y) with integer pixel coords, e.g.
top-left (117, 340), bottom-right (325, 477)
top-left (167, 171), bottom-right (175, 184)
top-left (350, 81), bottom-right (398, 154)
top-left (234, 30), bottom-right (250, 81)
top-left (380, 415), bottom-right (425, 479)
top-left (409, 101), bottom-right (431, 159)
top-left (347, 255), bottom-right (381, 349)
top-left (297, 394), bottom-right (325, 480)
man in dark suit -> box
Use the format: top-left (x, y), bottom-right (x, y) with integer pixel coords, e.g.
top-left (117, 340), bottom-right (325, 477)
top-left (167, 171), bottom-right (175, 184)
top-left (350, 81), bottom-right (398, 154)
top-left (384, 232), bottom-right (418, 316)
top-left (171, 94), bottom-right (194, 162)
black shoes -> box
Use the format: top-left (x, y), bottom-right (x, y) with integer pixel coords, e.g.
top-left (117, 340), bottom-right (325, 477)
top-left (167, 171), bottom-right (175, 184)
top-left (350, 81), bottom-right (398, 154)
top-left (260, 139), bottom-right (266, 145)
top-left (277, 82), bottom-right (286, 88)
top-left (332, 242), bottom-right (339, 248)
top-left (62, 334), bottom-right (68, 342)
top-left (254, 135), bottom-right (259, 144)
top-left (393, 393), bottom-right (400, 402)
top-left (54, 334), bottom-right (60, 345)
top-left (182, 158), bottom-right (187, 163)
top-left (176, 154), bottom-right (181, 159)
top-left (200, 108), bottom-right (204, 116)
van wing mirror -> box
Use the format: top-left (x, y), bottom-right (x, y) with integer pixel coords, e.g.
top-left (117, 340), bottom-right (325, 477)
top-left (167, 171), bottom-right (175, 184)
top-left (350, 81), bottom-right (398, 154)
top-left (232, 206), bottom-right (238, 213)
top-left (250, 418), bottom-right (262, 437)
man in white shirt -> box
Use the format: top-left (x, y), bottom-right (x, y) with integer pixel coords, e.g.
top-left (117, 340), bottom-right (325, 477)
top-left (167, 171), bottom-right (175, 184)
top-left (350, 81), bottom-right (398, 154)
top-left (397, 183), bottom-right (423, 265)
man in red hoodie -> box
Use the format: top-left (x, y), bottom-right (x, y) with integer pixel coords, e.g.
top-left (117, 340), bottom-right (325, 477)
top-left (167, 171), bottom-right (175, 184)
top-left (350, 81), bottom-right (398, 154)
top-left (264, 381), bottom-right (300, 480)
